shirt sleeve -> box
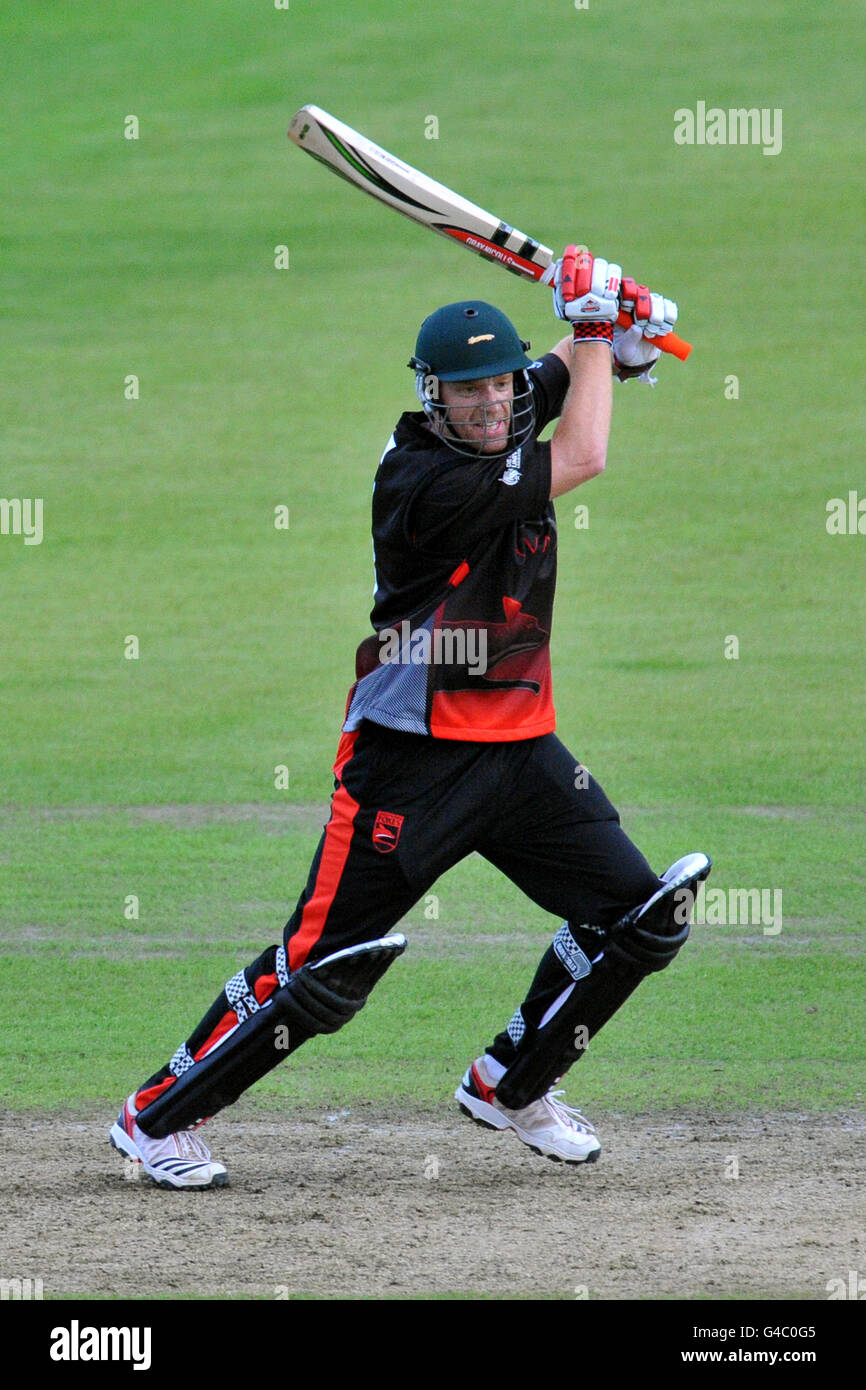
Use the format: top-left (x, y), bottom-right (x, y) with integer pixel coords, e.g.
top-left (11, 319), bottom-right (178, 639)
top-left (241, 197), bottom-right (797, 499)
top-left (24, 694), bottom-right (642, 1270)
top-left (528, 351), bottom-right (570, 432)
top-left (405, 436), bottom-right (552, 555)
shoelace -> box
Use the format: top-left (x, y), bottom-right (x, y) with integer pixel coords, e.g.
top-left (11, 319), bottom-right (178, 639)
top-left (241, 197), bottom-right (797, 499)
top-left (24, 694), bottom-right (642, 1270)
top-left (543, 1090), bottom-right (597, 1134)
top-left (175, 1130), bottom-right (211, 1161)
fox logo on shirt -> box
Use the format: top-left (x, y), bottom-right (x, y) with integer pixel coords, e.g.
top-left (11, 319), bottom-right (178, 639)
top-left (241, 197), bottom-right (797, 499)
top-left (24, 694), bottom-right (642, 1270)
top-left (372, 810), bottom-right (405, 854)
top-left (499, 447), bottom-right (523, 486)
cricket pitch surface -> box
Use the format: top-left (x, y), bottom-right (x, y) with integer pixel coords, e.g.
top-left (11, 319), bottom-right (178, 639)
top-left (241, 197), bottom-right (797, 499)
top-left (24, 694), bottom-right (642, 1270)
top-left (2, 1107), bottom-right (863, 1300)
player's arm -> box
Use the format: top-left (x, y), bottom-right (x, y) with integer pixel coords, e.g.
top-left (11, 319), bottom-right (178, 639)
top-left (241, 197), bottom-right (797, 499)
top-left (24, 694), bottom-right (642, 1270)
top-left (548, 247), bottom-right (618, 500)
top-left (550, 334), bottom-right (575, 369)
top-left (549, 341), bottom-right (612, 499)
top-left (545, 248), bottom-right (679, 499)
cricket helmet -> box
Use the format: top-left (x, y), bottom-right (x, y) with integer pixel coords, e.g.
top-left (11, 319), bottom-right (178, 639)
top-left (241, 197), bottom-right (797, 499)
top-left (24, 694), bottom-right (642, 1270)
top-left (408, 301), bottom-right (536, 455)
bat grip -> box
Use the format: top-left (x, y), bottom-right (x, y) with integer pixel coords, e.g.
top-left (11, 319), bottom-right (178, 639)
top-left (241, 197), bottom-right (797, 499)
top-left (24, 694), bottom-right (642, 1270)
top-left (616, 309), bottom-right (691, 360)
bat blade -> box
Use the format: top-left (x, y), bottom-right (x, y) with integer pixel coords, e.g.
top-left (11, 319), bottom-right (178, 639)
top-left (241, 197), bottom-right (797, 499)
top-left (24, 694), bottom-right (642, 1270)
top-left (288, 105), bottom-right (691, 359)
top-left (288, 104), bottom-right (554, 283)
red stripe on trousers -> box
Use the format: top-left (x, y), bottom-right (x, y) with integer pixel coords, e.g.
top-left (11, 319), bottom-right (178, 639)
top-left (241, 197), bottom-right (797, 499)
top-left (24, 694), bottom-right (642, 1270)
top-left (134, 738), bottom-right (363, 1112)
top-left (288, 779), bottom-right (361, 970)
top-left (332, 723), bottom-right (359, 781)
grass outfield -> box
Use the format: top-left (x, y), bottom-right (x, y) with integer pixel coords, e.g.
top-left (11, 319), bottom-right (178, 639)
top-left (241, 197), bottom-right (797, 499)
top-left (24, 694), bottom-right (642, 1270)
top-left (2, 0), bottom-right (864, 1120)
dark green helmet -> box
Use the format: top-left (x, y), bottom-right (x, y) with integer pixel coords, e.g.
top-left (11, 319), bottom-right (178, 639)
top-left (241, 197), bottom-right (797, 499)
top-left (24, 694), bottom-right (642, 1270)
top-left (408, 301), bottom-right (536, 456)
top-left (411, 301), bottom-right (534, 381)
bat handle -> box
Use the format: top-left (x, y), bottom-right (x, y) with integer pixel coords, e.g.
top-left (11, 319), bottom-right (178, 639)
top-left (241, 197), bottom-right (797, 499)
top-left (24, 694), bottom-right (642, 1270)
top-left (616, 309), bottom-right (691, 360)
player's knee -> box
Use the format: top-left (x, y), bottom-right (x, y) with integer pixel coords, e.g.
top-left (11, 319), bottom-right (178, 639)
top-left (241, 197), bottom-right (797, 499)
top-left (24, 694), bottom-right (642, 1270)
top-left (597, 868), bottom-right (664, 930)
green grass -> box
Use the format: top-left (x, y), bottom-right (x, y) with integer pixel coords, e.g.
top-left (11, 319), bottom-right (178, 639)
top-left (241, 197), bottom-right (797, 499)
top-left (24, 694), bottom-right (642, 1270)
top-left (2, 805), bottom-right (863, 1110)
top-left (1, 0), bottom-right (864, 1116)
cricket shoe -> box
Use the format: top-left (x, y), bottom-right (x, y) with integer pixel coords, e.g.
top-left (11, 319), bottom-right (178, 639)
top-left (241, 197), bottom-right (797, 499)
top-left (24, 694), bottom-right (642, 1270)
top-left (455, 1056), bottom-right (601, 1165)
top-left (109, 1096), bottom-right (228, 1190)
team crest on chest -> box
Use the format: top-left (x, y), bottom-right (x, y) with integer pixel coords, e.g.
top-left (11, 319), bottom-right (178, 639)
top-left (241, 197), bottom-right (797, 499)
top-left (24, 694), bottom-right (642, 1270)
top-left (372, 810), bottom-right (405, 853)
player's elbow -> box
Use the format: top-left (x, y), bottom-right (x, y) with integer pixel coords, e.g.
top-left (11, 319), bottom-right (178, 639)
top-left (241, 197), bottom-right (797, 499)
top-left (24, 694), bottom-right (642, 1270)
top-left (572, 445), bottom-right (607, 482)
top-left (551, 436), bottom-right (607, 478)
top-left (549, 445), bottom-right (607, 499)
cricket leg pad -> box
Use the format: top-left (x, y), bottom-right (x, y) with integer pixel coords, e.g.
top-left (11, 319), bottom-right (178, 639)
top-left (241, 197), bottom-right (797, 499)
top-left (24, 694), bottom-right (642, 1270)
top-left (495, 853), bottom-right (711, 1111)
top-left (136, 934), bottom-right (406, 1139)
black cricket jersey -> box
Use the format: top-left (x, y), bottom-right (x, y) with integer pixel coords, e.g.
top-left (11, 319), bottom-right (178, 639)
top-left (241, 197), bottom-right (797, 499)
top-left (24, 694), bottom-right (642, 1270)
top-left (342, 351), bottom-right (571, 742)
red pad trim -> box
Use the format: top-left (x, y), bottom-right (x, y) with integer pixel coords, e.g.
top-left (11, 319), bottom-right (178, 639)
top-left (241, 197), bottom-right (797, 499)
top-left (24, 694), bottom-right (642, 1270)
top-left (448, 560), bottom-right (470, 587)
top-left (254, 971), bottom-right (279, 1005)
top-left (134, 1074), bottom-right (176, 1110)
top-left (197, 971), bottom-right (282, 1060)
top-left (194, 1011), bottom-right (239, 1062)
top-left (134, 971), bottom-right (284, 1109)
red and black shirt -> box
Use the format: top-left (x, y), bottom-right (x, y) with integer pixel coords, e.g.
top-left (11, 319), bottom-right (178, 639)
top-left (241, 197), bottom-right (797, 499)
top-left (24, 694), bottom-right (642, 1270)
top-left (343, 351), bottom-right (570, 742)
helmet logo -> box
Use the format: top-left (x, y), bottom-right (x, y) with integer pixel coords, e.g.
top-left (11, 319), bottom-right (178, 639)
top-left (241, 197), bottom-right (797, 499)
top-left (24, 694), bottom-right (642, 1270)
top-left (467, 334), bottom-right (495, 345)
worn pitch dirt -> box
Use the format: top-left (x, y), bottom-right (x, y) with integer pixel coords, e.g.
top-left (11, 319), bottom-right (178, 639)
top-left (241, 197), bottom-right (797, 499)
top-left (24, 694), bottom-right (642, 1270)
top-left (1, 1107), bottom-right (863, 1300)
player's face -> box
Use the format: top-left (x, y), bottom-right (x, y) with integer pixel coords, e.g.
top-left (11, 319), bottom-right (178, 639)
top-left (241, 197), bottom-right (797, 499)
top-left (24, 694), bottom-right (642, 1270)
top-left (439, 374), bottom-right (514, 453)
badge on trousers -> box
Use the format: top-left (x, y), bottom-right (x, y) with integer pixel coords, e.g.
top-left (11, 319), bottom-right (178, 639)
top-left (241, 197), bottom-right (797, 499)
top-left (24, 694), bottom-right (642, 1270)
top-left (372, 810), bottom-right (405, 854)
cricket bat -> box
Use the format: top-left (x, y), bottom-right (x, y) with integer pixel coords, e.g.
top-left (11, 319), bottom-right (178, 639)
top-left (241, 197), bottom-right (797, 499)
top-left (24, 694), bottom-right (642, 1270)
top-left (288, 104), bottom-right (691, 361)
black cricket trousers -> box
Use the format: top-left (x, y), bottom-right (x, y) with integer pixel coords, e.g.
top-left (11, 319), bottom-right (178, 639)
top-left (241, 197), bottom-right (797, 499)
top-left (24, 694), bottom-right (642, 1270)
top-left (134, 721), bottom-right (660, 1110)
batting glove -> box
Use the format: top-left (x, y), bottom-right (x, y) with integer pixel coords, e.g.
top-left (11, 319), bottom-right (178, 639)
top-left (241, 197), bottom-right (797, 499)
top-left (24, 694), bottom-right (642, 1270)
top-left (612, 323), bottom-right (661, 383)
top-left (619, 277), bottom-right (678, 340)
top-left (553, 246), bottom-right (622, 346)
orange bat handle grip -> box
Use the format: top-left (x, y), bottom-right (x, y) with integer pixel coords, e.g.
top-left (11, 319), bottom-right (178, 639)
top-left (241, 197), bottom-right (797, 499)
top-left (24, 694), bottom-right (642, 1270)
top-left (616, 309), bottom-right (691, 360)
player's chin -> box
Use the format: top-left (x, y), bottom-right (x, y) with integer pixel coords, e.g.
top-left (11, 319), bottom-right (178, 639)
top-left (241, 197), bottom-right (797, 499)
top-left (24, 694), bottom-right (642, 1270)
top-left (479, 421), bottom-right (510, 450)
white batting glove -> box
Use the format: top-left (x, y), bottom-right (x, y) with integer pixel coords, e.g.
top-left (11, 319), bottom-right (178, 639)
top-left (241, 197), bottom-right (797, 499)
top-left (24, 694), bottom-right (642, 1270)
top-left (553, 246), bottom-right (622, 347)
top-left (619, 277), bottom-right (678, 340)
top-left (612, 323), bottom-right (661, 383)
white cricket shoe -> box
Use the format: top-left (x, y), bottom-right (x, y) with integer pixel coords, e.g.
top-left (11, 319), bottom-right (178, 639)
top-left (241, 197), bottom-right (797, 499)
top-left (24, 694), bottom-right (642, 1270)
top-left (110, 1096), bottom-right (228, 1190)
top-left (455, 1056), bottom-right (601, 1165)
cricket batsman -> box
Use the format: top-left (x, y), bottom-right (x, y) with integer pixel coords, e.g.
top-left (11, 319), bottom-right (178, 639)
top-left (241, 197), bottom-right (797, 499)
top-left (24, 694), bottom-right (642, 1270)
top-left (110, 248), bottom-right (711, 1188)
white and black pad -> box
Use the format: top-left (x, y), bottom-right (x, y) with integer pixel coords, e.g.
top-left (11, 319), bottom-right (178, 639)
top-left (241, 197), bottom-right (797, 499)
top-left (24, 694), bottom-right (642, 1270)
top-left (495, 853), bottom-right (711, 1111)
top-left (136, 935), bottom-right (406, 1139)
